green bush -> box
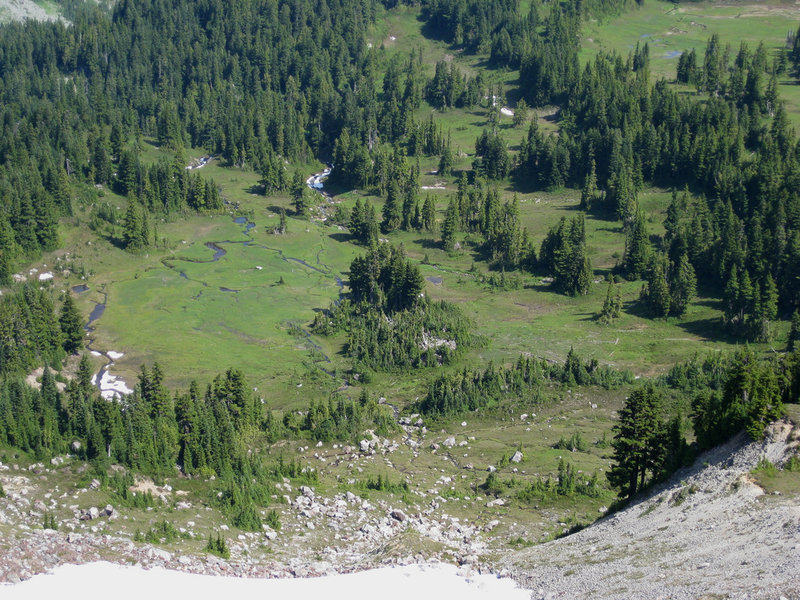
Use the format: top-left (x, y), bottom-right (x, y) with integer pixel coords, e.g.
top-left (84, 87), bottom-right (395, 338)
top-left (205, 533), bottom-right (230, 559)
top-left (265, 509), bottom-right (281, 531)
top-left (553, 431), bottom-right (588, 452)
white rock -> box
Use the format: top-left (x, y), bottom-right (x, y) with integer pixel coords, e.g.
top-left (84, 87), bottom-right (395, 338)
top-left (510, 451), bottom-right (523, 464)
top-left (442, 437), bottom-right (456, 448)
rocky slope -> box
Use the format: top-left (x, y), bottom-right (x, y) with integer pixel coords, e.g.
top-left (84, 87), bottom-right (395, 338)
top-left (506, 419), bottom-right (800, 600)
top-left (0, 0), bottom-right (62, 23)
top-left (1, 417), bottom-right (798, 597)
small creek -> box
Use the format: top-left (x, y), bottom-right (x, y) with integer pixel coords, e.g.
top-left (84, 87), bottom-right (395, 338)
top-left (156, 165), bottom-right (346, 380)
top-left (83, 288), bottom-right (133, 400)
top-left (85, 165), bottom-right (345, 400)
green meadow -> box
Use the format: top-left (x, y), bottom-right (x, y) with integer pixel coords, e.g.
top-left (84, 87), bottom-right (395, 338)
top-left (42, 1), bottom-right (787, 413)
top-left (582, 0), bottom-right (800, 125)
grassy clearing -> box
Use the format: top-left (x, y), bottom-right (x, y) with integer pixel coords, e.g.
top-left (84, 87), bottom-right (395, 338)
top-left (26, 4), bottom-right (780, 412)
top-left (582, 0), bottom-right (800, 126)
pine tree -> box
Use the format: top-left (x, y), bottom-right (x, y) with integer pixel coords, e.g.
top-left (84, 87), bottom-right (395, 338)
top-left (669, 254), bottom-right (697, 317)
top-left (293, 189), bottom-right (308, 218)
top-left (278, 208), bottom-right (287, 234)
top-left (643, 256), bottom-right (671, 317)
top-left (608, 383), bottom-right (664, 498)
top-left (59, 293), bottom-right (84, 354)
top-left (122, 200), bottom-right (146, 250)
top-left (788, 310), bottom-right (800, 351)
top-left (623, 209), bottom-right (650, 280)
top-left (422, 194), bottom-right (436, 232)
top-left (382, 180), bottom-right (402, 233)
top-left (513, 98), bottom-right (528, 128)
top-left (599, 280), bottom-right (622, 324)
top-left (579, 159), bottom-right (598, 211)
top-left (438, 145), bottom-right (454, 176)
top-left (441, 198), bottom-right (459, 252)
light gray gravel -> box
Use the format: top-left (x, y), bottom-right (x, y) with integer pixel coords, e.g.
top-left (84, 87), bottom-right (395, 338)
top-left (506, 420), bottom-right (800, 600)
top-left (0, 0), bottom-right (62, 24)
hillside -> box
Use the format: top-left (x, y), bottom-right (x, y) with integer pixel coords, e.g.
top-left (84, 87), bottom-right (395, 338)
top-left (0, 0), bottom-right (800, 596)
top-left (507, 418), bottom-right (800, 599)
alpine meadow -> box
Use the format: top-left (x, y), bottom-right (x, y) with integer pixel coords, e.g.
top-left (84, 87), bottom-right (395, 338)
top-left (0, 0), bottom-right (798, 597)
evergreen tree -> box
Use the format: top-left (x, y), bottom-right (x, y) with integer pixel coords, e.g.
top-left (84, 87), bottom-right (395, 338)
top-left (422, 194), bottom-right (436, 232)
top-left (293, 189), bottom-right (308, 218)
top-left (643, 256), bottom-right (671, 318)
top-left (599, 280), bottom-right (623, 324)
top-left (669, 254), bottom-right (697, 317)
top-left (579, 159), bottom-right (598, 211)
top-left (59, 293), bottom-right (84, 354)
top-left (608, 384), bottom-right (664, 498)
top-left (441, 198), bottom-right (459, 252)
top-left (788, 310), bottom-right (800, 351)
top-left (623, 209), bottom-right (650, 280)
top-left (438, 146), bottom-right (454, 176)
top-left (382, 181), bottom-right (402, 233)
top-left (513, 98), bottom-right (529, 128)
top-left (122, 201), bottom-right (147, 251)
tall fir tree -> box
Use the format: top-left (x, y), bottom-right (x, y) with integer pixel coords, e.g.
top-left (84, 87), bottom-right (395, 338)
top-left (59, 293), bottom-right (84, 354)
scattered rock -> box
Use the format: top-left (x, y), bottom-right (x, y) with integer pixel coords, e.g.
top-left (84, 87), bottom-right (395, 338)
top-left (390, 509), bottom-right (407, 522)
top-left (510, 451), bottom-right (523, 464)
top-left (442, 437), bottom-right (456, 448)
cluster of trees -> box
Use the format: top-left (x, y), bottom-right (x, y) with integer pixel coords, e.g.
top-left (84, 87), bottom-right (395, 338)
top-left (608, 383), bottom-right (688, 498)
top-left (440, 176), bottom-right (535, 270)
top-left (686, 349), bottom-right (786, 450)
top-left (335, 149), bottom-right (439, 244)
top-left (426, 59), bottom-right (487, 110)
top-left (0, 354), bottom-right (397, 528)
top-left (514, 459), bottom-right (601, 503)
top-left (539, 215), bottom-right (592, 296)
top-left (0, 286), bottom-right (84, 376)
top-left (611, 347), bottom-right (793, 498)
top-left (347, 243), bottom-right (425, 312)
top-left (417, 350), bottom-right (633, 418)
top-left (279, 395), bottom-right (396, 442)
top-left (0, 0), bottom-right (454, 273)
top-left (313, 244), bottom-right (472, 371)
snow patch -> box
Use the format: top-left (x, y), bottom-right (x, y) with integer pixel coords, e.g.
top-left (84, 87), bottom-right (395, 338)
top-left (38, 272), bottom-right (54, 281)
top-left (106, 351), bottom-right (124, 360)
top-left (93, 370), bottom-right (133, 400)
top-left (500, 107), bottom-right (514, 117)
top-left (2, 562), bottom-right (528, 600)
top-left (306, 168), bottom-right (331, 190)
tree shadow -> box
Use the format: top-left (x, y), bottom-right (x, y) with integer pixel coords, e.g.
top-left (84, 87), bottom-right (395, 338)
top-left (676, 316), bottom-right (738, 343)
top-left (246, 184), bottom-right (263, 195)
top-left (328, 232), bottom-right (351, 243)
top-left (414, 237), bottom-right (441, 250)
top-left (595, 224), bottom-right (625, 235)
top-left (542, 109), bottom-right (561, 124)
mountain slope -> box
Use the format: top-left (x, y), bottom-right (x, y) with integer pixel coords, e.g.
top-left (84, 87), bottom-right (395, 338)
top-left (506, 420), bottom-right (800, 599)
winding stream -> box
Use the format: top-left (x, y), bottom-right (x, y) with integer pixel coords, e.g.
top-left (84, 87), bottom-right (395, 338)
top-left (85, 166), bottom-right (344, 398)
top-left (83, 288), bottom-right (134, 400)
